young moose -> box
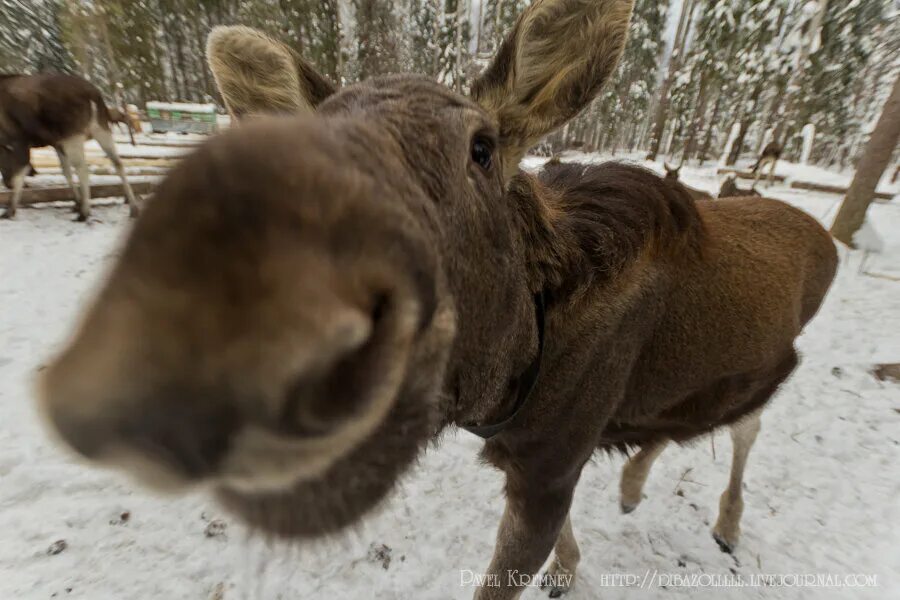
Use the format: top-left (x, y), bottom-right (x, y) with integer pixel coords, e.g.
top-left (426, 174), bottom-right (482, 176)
top-left (662, 162), bottom-right (713, 200)
top-left (39, 1), bottom-right (837, 598)
top-left (0, 73), bottom-right (139, 220)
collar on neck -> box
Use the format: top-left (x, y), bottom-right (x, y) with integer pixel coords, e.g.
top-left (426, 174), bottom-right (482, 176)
top-left (460, 292), bottom-right (546, 440)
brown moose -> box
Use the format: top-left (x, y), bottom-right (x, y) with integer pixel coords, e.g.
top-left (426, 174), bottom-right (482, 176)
top-left (662, 162), bottom-right (713, 200)
top-left (0, 73), bottom-right (139, 220)
top-left (39, 1), bottom-right (837, 598)
top-left (719, 175), bottom-right (762, 198)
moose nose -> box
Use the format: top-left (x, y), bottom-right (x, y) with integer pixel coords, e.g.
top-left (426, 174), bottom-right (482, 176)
top-left (43, 385), bottom-right (239, 482)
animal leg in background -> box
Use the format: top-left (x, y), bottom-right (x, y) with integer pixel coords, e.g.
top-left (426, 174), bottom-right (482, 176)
top-left (1, 164), bottom-right (29, 219)
top-left (58, 136), bottom-right (91, 221)
top-left (92, 123), bottom-right (139, 217)
top-left (767, 158), bottom-right (777, 187)
top-left (54, 145), bottom-right (82, 213)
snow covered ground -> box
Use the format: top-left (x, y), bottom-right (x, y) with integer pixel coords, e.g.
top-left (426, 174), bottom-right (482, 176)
top-left (0, 156), bottom-right (898, 600)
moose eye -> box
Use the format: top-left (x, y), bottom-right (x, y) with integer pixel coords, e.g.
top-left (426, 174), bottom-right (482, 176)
top-left (470, 137), bottom-right (493, 171)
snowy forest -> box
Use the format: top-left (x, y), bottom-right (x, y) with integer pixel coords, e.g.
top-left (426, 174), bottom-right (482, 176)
top-left (1, 0), bottom-right (898, 169)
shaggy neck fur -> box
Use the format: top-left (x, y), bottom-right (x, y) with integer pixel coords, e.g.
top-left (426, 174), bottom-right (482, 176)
top-left (510, 161), bottom-right (706, 303)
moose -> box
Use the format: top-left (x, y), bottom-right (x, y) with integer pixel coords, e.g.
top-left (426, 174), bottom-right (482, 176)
top-left (662, 162), bottom-right (713, 200)
top-left (751, 140), bottom-right (783, 188)
top-left (108, 106), bottom-right (137, 146)
top-left (718, 175), bottom-right (762, 199)
top-left (38, 1), bottom-right (837, 598)
top-left (0, 73), bottom-right (139, 221)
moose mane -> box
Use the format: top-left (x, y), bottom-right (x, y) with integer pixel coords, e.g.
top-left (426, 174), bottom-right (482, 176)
top-left (513, 161), bottom-right (706, 299)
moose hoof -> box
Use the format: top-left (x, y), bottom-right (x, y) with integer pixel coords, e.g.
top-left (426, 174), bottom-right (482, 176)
top-left (541, 560), bottom-right (574, 597)
top-left (712, 531), bottom-right (736, 554)
top-left (620, 501), bottom-right (638, 514)
top-left (0, 210), bottom-right (14, 220)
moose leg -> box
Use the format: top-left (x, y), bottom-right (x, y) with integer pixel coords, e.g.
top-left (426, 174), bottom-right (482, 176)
top-left (619, 439), bottom-right (668, 513)
top-left (540, 514), bottom-right (580, 598)
top-left (767, 159), bottom-right (777, 187)
top-left (54, 145), bottom-right (82, 212)
top-left (1, 164), bottom-right (29, 219)
top-left (474, 471), bottom-right (581, 600)
top-left (712, 410), bottom-right (762, 553)
top-left (752, 159), bottom-right (766, 187)
top-left (93, 125), bottom-right (139, 217)
top-left (60, 136), bottom-right (91, 221)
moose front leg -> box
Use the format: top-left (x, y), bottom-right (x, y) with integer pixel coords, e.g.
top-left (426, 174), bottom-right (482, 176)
top-left (474, 473), bottom-right (579, 600)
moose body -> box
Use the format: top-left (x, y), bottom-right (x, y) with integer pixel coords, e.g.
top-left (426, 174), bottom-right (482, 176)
top-left (0, 73), bottom-right (138, 220)
top-left (751, 141), bottom-right (783, 188)
top-left (39, 2), bottom-right (837, 598)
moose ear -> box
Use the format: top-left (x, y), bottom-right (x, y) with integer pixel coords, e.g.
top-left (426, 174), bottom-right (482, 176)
top-left (471, 0), bottom-right (633, 175)
top-left (206, 26), bottom-right (337, 119)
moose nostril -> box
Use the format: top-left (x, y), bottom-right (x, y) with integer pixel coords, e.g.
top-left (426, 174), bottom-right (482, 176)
top-left (370, 292), bottom-right (390, 324)
top-left (47, 410), bottom-right (111, 460)
top-left (117, 392), bottom-right (238, 479)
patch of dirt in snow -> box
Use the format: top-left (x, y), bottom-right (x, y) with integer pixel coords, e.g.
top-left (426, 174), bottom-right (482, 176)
top-left (0, 187), bottom-right (898, 599)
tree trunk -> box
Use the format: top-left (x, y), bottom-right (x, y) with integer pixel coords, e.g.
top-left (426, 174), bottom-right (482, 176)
top-left (773, 0), bottom-right (829, 144)
top-left (682, 74), bottom-right (710, 162)
top-left (831, 74), bottom-right (900, 246)
top-left (699, 95), bottom-right (724, 164)
top-left (645, 0), bottom-right (694, 160)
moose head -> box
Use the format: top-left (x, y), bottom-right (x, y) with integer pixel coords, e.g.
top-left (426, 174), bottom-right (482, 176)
top-left (39, 0), bottom-right (634, 539)
top-left (663, 161), bottom-right (681, 182)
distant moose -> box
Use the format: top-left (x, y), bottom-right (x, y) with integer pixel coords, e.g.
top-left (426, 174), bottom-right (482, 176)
top-left (663, 162), bottom-right (713, 199)
top-left (39, 1), bottom-right (837, 599)
top-left (0, 73), bottom-right (139, 220)
top-left (750, 140), bottom-right (783, 187)
top-left (718, 175), bottom-right (761, 199)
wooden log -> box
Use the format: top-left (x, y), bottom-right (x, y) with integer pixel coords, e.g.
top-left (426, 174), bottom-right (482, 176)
top-left (716, 167), bottom-right (787, 183)
top-left (0, 181), bottom-right (157, 208)
top-left (716, 167), bottom-right (895, 200)
top-left (789, 180), bottom-right (894, 200)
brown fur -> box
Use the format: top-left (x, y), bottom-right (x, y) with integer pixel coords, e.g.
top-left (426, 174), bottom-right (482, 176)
top-left (107, 107), bottom-right (136, 145)
top-left (207, 26), bottom-right (336, 120)
top-left (0, 73), bottom-right (138, 219)
top-left (471, 0), bottom-right (634, 176)
top-left (39, 2), bottom-right (838, 598)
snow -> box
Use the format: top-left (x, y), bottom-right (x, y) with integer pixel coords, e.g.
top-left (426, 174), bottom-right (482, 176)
top-left (1, 157), bottom-right (898, 599)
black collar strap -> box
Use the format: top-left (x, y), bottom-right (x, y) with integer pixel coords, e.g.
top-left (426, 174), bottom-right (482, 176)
top-left (461, 292), bottom-right (546, 440)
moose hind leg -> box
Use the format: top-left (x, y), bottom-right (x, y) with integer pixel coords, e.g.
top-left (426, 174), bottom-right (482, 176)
top-left (620, 439), bottom-right (668, 513)
top-left (54, 146), bottom-right (81, 211)
top-left (712, 409), bottom-right (762, 553)
top-left (93, 125), bottom-right (139, 217)
top-left (1, 165), bottom-right (28, 219)
top-left (541, 514), bottom-right (580, 598)
top-left (60, 137), bottom-right (90, 221)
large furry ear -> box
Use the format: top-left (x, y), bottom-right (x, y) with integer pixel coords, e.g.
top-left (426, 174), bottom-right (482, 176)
top-left (471, 0), bottom-right (634, 176)
top-left (206, 26), bottom-right (336, 119)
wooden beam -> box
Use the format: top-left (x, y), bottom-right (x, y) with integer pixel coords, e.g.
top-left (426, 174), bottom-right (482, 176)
top-left (716, 167), bottom-right (895, 200)
top-left (789, 180), bottom-right (894, 201)
top-left (0, 181), bottom-right (157, 208)
top-left (716, 167), bottom-right (786, 183)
